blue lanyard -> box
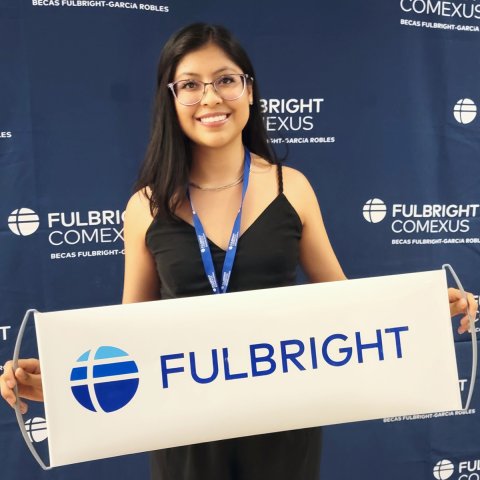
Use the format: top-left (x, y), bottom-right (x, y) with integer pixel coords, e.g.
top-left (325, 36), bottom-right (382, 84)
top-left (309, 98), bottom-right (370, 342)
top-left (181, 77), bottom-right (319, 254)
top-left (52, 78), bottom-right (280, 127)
top-left (187, 149), bottom-right (251, 294)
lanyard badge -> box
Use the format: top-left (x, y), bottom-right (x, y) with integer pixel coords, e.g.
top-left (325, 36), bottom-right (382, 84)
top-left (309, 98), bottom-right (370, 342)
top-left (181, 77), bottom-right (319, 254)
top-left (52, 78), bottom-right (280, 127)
top-left (187, 148), bottom-right (251, 294)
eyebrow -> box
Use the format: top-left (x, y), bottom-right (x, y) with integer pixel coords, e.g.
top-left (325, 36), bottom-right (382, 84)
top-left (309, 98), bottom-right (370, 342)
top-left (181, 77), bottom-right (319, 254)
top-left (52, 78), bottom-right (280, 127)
top-left (176, 67), bottom-right (239, 78)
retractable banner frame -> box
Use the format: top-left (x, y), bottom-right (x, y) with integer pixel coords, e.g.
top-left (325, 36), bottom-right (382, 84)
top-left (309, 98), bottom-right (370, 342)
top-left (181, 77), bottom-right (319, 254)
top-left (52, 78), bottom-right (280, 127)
top-left (29, 270), bottom-right (461, 467)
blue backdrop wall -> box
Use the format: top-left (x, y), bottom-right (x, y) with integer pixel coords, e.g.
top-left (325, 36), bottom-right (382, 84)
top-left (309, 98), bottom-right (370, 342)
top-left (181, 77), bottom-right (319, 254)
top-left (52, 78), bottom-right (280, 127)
top-left (1, 1), bottom-right (480, 479)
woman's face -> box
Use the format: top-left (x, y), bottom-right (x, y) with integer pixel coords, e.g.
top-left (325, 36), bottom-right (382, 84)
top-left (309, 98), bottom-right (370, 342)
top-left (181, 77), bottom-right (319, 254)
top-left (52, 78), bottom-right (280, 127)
top-left (171, 43), bottom-right (253, 150)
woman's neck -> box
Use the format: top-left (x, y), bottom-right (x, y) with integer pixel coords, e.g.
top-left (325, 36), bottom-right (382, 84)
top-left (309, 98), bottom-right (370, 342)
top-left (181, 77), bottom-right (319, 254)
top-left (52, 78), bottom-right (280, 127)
top-left (190, 143), bottom-right (245, 186)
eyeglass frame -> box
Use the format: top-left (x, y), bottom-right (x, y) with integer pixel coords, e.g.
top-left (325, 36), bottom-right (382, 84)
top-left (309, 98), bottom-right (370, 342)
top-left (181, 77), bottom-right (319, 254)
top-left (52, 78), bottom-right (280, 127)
top-left (167, 73), bottom-right (253, 106)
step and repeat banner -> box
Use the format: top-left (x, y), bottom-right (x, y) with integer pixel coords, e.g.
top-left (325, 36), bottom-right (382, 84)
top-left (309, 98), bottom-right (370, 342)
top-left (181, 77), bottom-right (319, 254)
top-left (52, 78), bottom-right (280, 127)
top-left (1, 1), bottom-right (479, 479)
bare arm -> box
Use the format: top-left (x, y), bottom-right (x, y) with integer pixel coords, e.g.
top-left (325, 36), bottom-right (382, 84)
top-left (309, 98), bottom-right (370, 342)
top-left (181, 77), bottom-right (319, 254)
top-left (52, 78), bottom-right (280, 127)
top-left (122, 189), bottom-right (161, 304)
top-left (282, 167), bottom-right (346, 283)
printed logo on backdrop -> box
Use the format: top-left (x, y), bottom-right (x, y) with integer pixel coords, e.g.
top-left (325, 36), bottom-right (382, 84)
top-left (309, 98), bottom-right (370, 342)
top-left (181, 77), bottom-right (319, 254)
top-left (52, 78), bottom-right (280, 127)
top-left (0, 325), bottom-right (11, 342)
top-left (0, 131), bottom-right (12, 139)
top-left (362, 198), bottom-right (480, 246)
top-left (8, 208), bottom-right (40, 236)
top-left (433, 460), bottom-right (454, 480)
top-left (399, 0), bottom-right (480, 32)
top-left (31, 1), bottom-right (169, 14)
top-left (363, 199), bottom-right (387, 224)
top-left (454, 99), bottom-right (477, 124)
top-left (261, 97), bottom-right (335, 145)
top-left (432, 458), bottom-right (480, 480)
top-left (70, 346), bottom-right (139, 413)
top-left (6, 207), bottom-right (125, 261)
top-left (384, 377), bottom-right (476, 423)
top-left (24, 418), bottom-right (48, 443)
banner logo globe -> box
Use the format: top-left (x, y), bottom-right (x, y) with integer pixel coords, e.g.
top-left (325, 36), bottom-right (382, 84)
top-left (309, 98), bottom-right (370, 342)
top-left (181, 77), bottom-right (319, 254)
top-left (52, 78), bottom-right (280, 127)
top-left (433, 459), bottom-right (455, 480)
top-left (363, 199), bottom-right (387, 223)
top-left (24, 417), bottom-right (48, 443)
top-left (70, 346), bottom-right (140, 413)
top-left (7, 208), bottom-right (40, 236)
top-left (453, 98), bottom-right (477, 124)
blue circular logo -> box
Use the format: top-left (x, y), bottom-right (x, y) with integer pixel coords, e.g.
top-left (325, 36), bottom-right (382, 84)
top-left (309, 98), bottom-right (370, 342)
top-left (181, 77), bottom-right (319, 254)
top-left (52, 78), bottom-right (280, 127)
top-left (70, 346), bottom-right (139, 413)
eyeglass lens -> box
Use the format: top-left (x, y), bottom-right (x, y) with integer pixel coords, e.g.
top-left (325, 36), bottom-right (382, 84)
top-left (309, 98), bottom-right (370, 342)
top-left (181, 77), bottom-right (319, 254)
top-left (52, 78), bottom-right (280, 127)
top-left (173, 75), bottom-right (246, 105)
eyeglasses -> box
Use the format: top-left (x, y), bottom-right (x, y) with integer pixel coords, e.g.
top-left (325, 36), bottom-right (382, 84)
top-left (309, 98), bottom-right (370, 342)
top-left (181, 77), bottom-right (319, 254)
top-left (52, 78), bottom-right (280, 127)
top-left (168, 74), bottom-right (253, 106)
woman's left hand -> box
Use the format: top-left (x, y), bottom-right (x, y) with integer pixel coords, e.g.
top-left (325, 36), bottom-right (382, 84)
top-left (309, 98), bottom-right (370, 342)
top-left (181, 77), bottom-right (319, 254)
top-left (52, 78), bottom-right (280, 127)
top-left (449, 288), bottom-right (478, 334)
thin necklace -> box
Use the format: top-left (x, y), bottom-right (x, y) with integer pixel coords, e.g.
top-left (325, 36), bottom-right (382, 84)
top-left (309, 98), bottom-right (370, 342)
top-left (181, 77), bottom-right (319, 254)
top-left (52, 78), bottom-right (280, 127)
top-left (189, 173), bottom-right (244, 191)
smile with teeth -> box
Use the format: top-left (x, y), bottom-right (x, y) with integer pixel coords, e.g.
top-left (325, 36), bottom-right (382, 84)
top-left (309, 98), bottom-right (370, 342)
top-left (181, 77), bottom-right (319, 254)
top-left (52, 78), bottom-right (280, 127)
top-left (198, 114), bottom-right (229, 124)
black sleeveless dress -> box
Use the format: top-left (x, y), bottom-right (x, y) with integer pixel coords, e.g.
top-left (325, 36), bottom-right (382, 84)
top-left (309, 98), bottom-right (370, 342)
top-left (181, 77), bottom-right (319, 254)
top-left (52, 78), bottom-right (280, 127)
top-left (145, 165), bottom-right (322, 480)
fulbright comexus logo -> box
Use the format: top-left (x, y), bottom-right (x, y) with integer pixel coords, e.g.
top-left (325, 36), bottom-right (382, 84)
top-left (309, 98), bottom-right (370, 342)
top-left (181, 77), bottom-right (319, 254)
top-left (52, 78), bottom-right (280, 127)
top-left (363, 198), bottom-right (480, 246)
top-left (433, 458), bottom-right (480, 480)
top-left (261, 97), bottom-right (335, 145)
top-left (6, 207), bottom-right (125, 260)
top-left (70, 346), bottom-right (139, 413)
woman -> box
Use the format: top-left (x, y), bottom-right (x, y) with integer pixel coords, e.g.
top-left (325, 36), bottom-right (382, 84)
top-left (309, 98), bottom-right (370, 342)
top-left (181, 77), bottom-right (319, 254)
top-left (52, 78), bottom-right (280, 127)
top-left (1, 23), bottom-right (477, 480)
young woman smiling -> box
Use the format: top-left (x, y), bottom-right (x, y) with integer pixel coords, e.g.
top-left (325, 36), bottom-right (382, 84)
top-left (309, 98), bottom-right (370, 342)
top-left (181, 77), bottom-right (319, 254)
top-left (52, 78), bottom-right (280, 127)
top-left (122, 24), bottom-right (346, 479)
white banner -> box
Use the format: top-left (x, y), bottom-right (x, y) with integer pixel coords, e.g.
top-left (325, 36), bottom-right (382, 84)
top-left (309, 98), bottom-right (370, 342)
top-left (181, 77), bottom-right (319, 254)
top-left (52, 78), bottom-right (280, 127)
top-left (34, 270), bottom-right (461, 467)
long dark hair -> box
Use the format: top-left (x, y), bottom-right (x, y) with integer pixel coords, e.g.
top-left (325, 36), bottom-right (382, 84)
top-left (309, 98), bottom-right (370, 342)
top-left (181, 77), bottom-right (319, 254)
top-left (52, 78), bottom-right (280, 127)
top-left (135, 23), bottom-right (277, 219)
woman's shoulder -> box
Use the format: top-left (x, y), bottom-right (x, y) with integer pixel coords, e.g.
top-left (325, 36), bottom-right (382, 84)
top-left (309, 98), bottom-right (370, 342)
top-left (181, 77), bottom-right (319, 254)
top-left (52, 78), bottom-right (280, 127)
top-left (280, 165), bottom-right (318, 225)
top-left (281, 165), bottom-right (310, 188)
top-left (124, 188), bottom-right (154, 233)
top-left (126, 187), bottom-right (152, 211)
top-left (251, 155), bottom-right (310, 188)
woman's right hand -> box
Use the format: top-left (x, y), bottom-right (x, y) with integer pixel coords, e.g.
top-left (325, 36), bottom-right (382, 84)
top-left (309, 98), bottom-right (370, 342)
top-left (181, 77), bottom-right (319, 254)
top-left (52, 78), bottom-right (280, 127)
top-left (0, 359), bottom-right (43, 414)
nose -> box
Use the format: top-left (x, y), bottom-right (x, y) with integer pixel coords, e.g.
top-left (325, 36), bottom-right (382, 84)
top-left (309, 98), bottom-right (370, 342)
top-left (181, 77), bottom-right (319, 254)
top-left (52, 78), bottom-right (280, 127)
top-left (201, 83), bottom-right (222, 105)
